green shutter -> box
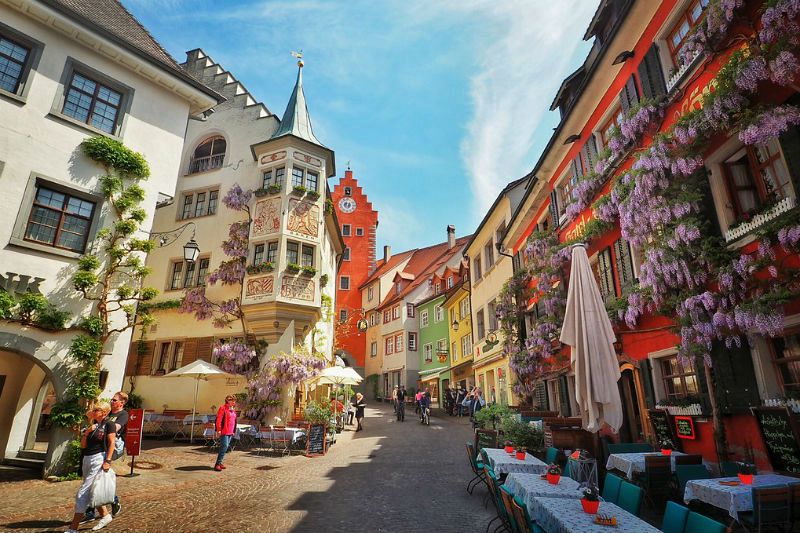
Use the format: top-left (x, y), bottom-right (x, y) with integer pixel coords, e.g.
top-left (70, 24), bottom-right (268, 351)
top-left (558, 375), bottom-right (571, 416)
top-left (711, 339), bottom-right (761, 414)
top-left (550, 189), bottom-right (560, 228)
top-left (614, 238), bottom-right (636, 295)
top-left (619, 74), bottom-right (640, 114)
top-left (597, 247), bottom-right (616, 300)
top-left (778, 122), bottom-right (800, 195)
top-left (638, 43), bottom-right (667, 100)
top-left (639, 359), bottom-right (656, 410)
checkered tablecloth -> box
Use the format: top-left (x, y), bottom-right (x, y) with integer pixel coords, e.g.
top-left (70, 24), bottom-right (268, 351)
top-left (605, 451), bottom-right (686, 478)
top-left (684, 474), bottom-right (800, 520)
top-left (529, 497), bottom-right (661, 533)
top-left (481, 448), bottom-right (548, 475)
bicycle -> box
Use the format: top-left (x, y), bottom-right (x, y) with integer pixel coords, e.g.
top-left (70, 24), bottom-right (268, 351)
top-left (420, 407), bottom-right (430, 426)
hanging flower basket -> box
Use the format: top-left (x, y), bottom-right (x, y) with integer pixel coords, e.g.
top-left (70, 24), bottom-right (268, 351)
top-left (437, 351), bottom-right (448, 363)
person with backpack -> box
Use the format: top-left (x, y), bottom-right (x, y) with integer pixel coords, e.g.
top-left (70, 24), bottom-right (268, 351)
top-left (82, 392), bottom-right (128, 525)
top-left (214, 395), bottom-right (237, 471)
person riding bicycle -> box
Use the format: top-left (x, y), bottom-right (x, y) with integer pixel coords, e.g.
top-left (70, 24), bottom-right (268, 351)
top-left (419, 391), bottom-right (431, 423)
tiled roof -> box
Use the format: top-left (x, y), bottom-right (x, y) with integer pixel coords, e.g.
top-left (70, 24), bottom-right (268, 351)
top-left (359, 250), bottom-right (415, 289)
top-left (41, 0), bottom-right (222, 102)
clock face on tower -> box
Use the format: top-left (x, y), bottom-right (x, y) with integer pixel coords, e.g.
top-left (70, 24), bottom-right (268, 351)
top-left (339, 197), bottom-right (357, 213)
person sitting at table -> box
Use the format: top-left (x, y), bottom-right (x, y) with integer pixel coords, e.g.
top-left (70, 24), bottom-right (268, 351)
top-left (214, 395), bottom-right (237, 472)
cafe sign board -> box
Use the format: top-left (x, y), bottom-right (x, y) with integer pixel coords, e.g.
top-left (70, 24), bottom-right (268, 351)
top-left (674, 416), bottom-right (696, 440)
top-left (752, 406), bottom-right (800, 475)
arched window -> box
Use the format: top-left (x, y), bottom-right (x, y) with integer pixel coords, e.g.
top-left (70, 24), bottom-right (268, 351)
top-left (189, 136), bottom-right (226, 174)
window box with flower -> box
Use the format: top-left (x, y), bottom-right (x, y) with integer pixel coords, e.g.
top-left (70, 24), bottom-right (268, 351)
top-left (306, 190), bottom-right (320, 201)
top-left (656, 395), bottom-right (706, 416)
top-left (286, 262), bottom-right (301, 273)
top-left (246, 261), bottom-right (275, 275)
top-left (291, 185), bottom-right (308, 196)
top-left (301, 266), bottom-right (317, 277)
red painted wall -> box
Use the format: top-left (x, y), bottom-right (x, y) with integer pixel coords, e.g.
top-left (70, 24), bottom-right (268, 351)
top-left (331, 170), bottom-right (378, 368)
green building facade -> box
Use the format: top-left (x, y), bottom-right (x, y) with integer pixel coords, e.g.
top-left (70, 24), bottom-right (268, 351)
top-left (416, 293), bottom-right (450, 407)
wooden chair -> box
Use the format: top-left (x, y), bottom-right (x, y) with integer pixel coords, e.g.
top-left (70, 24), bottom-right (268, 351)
top-left (271, 425), bottom-right (291, 456)
top-left (201, 423), bottom-right (217, 448)
top-left (257, 425), bottom-right (273, 454)
top-left (740, 485), bottom-right (791, 533)
top-left (674, 454), bottom-right (703, 465)
top-left (483, 466), bottom-right (512, 533)
top-left (643, 455), bottom-right (672, 506)
top-left (509, 496), bottom-right (531, 533)
top-left (498, 485), bottom-right (520, 533)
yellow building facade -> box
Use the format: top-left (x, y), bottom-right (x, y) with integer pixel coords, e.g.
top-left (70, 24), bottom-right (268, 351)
top-left (443, 277), bottom-right (473, 391)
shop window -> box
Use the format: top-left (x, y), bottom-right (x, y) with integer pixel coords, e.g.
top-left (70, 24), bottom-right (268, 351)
top-left (769, 331), bottom-right (800, 395)
top-left (668, 0), bottom-right (710, 66)
top-left (722, 141), bottom-right (793, 221)
top-left (660, 355), bottom-right (699, 399)
top-left (189, 137), bottom-right (226, 174)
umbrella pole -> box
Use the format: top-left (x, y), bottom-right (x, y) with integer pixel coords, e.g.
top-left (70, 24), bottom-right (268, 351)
top-left (190, 376), bottom-right (199, 444)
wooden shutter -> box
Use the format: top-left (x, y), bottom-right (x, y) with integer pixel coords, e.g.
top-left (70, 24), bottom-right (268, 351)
top-left (131, 340), bottom-right (155, 376)
top-left (535, 381), bottom-right (549, 410)
top-left (696, 166), bottom-right (723, 237)
top-left (597, 247), bottom-right (617, 300)
top-left (778, 123), bottom-right (800, 195)
top-left (181, 337), bottom-right (199, 366)
top-left (549, 189), bottom-right (560, 227)
top-left (639, 359), bottom-right (656, 410)
top-left (197, 336), bottom-right (214, 362)
top-left (619, 74), bottom-right (640, 114)
top-left (558, 375), bottom-right (571, 416)
top-left (614, 238), bottom-right (636, 294)
top-left (585, 135), bottom-right (599, 173)
top-left (638, 43), bottom-right (667, 100)
top-left (712, 339), bottom-right (761, 414)
top-left (125, 342), bottom-right (138, 376)
top-left (572, 154), bottom-right (583, 180)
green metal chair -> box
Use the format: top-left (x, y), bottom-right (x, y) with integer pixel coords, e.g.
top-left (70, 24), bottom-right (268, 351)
top-left (661, 501), bottom-right (689, 533)
top-left (617, 481), bottom-right (643, 516)
top-left (544, 446), bottom-right (559, 465)
top-left (608, 442), bottom-right (653, 454)
top-left (719, 460), bottom-right (739, 477)
top-left (684, 511), bottom-right (726, 533)
top-left (510, 495), bottom-right (544, 533)
top-left (601, 473), bottom-right (623, 505)
top-left (484, 466), bottom-right (512, 533)
top-left (675, 464), bottom-right (711, 494)
top-left (740, 485), bottom-right (791, 533)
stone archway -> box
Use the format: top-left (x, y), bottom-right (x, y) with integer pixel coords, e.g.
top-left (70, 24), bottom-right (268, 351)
top-left (0, 331), bottom-right (74, 477)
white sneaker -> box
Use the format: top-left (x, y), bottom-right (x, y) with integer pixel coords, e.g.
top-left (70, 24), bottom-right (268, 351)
top-left (91, 515), bottom-right (113, 530)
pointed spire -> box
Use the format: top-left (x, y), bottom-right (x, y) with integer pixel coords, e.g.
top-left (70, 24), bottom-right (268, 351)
top-left (271, 55), bottom-right (324, 147)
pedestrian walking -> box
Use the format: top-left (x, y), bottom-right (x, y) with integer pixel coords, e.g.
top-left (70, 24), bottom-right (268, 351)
top-left (214, 395), bottom-right (237, 471)
top-left (391, 386), bottom-right (398, 416)
top-left (83, 392), bottom-right (128, 523)
top-left (65, 401), bottom-right (116, 533)
top-left (353, 393), bottom-right (366, 431)
top-left (396, 385), bottom-right (406, 421)
top-left (455, 386), bottom-right (466, 417)
top-left (414, 390), bottom-right (423, 415)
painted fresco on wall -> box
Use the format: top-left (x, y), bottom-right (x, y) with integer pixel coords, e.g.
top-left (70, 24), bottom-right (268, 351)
top-left (245, 275), bottom-right (274, 299)
top-left (293, 151), bottom-right (322, 168)
top-left (259, 150), bottom-right (286, 165)
top-left (287, 198), bottom-right (319, 238)
top-left (280, 276), bottom-right (315, 301)
top-left (252, 198), bottom-right (281, 237)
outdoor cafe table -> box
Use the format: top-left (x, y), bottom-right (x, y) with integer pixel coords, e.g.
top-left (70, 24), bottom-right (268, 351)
top-left (684, 474), bottom-right (800, 520)
top-left (142, 413), bottom-right (175, 436)
top-left (605, 451), bottom-right (686, 479)
top-left (528, 497), bottom-right (661, 533)
top-left (481, 448), bottom-right (548, 475)
top-left (503, 473), bottom-right (583, 511)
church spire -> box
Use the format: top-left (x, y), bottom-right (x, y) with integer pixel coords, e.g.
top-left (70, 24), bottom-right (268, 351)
top-left (271, 53), bottom-right (324, 147)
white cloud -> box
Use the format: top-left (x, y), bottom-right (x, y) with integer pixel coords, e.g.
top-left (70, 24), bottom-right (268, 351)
top-left (415, 1), bottom-right (596, 219)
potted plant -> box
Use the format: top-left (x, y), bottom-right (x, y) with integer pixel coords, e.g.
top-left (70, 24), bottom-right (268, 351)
top-left (660, 440), bottom-right (674, 456)
top-left (515, 448), bottom-right (527, 460)
top-left (324, 199), bottom-right (334, 215)
top-left (320, 274), bottom-right (329, 287)
top-left (286, 262), bottom-right (301, 274)
top-left (292, 185), bottom-right (308, 195)
top-left (546, 463), bottom-right (561, 485)
top-left (301, 266), bottom-right (317, 276)
top-left (307, 190), bottom-right (320, 200)
top-left (253, 187), bottom-right (269, 197)
top-left (581, 484), bottom-right (601, 514)
top-left (504, 440), bottom-right (513, 454)
top-left (304, 401), bottom-right (332, 426)
top-left (737, 462), bottom-right (756, 484)
top-left (267, 183), bottom-right (282, 194)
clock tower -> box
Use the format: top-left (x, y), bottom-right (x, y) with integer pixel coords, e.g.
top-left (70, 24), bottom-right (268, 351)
top-left (331, 168), bottom-right (378, 375)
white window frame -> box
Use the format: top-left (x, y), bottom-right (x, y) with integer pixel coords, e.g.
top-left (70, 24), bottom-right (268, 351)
top-left (392, 305), bottom-right (400, 320)
top-left (395, 333), bottom-right (403, 353)
top-left (370, 341), bottom-right (377, 357)
top-left (420, 309), bottom-right (429, 328)
top-left (367, 286), bottom-right (374, 301)
top-left (408, 332), bottom-right (417, 351)
top-left (356, 227), bottom-right (364, 236)
top-left (385, 336), bottom-right (394, 355)
top-left (434, 304), bottom-right (444, 323)
top-left (424, 343), bottom-right (433, 362)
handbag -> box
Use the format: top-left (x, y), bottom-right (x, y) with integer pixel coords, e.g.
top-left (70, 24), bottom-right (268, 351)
top-left (89, 468), bottom-right (117, 507)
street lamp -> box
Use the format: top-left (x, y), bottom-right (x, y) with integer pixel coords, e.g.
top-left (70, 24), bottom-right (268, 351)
top-left (183, 239), bottom-right (200, 263)
top-left (452, 318), bottom-right (459, 331)
top-left (150, 221), bottom-right (200, 262)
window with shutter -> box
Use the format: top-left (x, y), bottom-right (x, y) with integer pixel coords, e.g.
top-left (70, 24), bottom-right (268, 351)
top-left (549, 189), bottom-right (560, 227)
top-left (638, 43), bottom-right (667, 100)
top-left (593, 247), bottom-right (617, 302)
top-left (614, 238), bottom-right (636, 295)
top-left (619, 74), bottom-right (640, 114)
top-left (778, 123), bottom-right (800, 196)
top-left (711, 339), bottom-right (760, 414)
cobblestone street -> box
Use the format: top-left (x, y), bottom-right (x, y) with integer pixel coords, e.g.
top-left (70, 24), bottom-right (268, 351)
top-left (0, 404), bottom-right (493, 533)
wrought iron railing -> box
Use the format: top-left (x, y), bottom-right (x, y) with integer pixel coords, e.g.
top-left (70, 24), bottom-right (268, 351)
top-left (189, 154), bottom-right (224, 174)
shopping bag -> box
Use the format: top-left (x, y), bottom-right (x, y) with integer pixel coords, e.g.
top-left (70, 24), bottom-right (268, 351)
top-left (89, 468), bottom-right (116, 507)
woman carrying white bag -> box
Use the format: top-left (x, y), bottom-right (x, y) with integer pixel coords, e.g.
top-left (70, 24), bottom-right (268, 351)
top-left (66, 400), bottom-right (117, 533)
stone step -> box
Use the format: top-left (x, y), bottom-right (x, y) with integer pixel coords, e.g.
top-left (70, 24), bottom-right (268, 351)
top-left (4, 456), bottom-right (43, 471)
top-left (17, 449), bottom-right (46, 461)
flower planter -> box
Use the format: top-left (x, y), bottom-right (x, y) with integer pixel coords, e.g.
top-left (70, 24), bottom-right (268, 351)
top-left (661, 449), bottom-right (672, 456)
top-left (504, 445), bottom-right (513, 453)
top-left (307, 192), bottom-right (320, 201)
top-left (515, 451), bottom-right (526, 460)
top-left (546, 473), bottom-right (561, 485)
top-left (655, 403), bottom-right (703, 416)
top-left (581, 499), bottom-right (600, 514)
top-left (738, 473), bottom-right (753, 485)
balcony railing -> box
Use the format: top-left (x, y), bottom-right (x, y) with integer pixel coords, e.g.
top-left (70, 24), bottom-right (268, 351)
top-left (724, 196), bottom-right (796, 243)
top-left (189, 154), bottom-right (224, 174)
top-left (666, 51), bottom-right (702, 93)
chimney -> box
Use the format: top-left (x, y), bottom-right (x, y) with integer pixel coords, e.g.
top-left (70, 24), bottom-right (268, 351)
top-left (383, 245), bottom-right (392, 262)
top-left (447, 225), bottom-right (456, 249)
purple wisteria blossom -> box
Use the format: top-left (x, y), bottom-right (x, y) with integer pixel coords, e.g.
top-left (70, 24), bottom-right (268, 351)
top-left (760, 0), bottom-right (800, 45)
top-left (222, 184), bottom-right (252, 211)
top-left (734, 56), bottom-right (768, 93)
top-left (769, 50), bottom-right (800, 86)
top-left (739, 105), bottom-right (800, 146)
top-left (778, 225), bottom-right (800, 251)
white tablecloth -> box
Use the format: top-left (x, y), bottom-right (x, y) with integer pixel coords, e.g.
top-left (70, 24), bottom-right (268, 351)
top-left (504, 473), bottom-right (583, 512)
top-left (255, 427), bottom-right (306, 444)
top-left (605, 451), bottom-right (686, 478)
top-left (529, 497), bottom-right (661, 533)
top-left (481, 448), bottom-right (548, 475)
top-left (182, 414), bottom-right (214, 425)
top-left (684, 474), bottom-right (800, 520)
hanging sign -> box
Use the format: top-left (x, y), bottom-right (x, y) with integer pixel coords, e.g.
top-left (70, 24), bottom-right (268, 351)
top-left (674, 416), bottom-right (696, 439)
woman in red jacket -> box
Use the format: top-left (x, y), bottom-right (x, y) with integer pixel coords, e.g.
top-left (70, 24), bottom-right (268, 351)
top-left (214, 395), bottom-right (237, 471)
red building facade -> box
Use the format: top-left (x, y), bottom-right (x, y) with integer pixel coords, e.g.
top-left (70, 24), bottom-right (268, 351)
top-left (332, 169), bottom-right (378, 372)
top-left (502, 0), bottom-right (800, 473)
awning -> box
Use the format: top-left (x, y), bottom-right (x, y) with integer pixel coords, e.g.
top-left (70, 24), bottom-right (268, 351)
top-left (418, 366), bottom-right (449, 382)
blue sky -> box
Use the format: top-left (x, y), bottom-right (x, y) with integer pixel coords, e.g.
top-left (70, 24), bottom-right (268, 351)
top-left (127, 0), bottom-right (596, 252)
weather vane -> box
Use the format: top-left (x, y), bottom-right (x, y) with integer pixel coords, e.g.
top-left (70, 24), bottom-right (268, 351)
top-left (291, 50), bottom-right (304, 68)
top-left (346, 160), bottom-right (351, 170)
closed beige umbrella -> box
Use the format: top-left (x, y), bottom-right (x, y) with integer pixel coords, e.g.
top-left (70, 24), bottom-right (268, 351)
top-left (559, 244), bottom-right (623, 433)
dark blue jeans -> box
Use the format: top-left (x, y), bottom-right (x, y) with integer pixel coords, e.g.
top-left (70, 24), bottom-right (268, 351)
top-left (216, 434), bottom-right (232, 465)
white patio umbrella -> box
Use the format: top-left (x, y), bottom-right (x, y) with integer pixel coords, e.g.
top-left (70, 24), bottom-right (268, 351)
top-left (316, 366), bottom-right (363, 424)
top-left (164, 360), bottom-right (236, 443)
top-left (559, 244), bottom-right (623, 433)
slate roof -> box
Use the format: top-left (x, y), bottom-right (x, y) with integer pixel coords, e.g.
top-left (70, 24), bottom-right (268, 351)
top-left (271, 63), bottom-right (324, 147)
top-left (41, 0), bottom-right (222, 102)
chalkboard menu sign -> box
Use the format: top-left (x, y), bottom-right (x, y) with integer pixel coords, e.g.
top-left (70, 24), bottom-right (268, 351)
top-left (305, 424), bottom-right (327, 457)
top-left (674, 416), bottom-right (696, 439)
top-left (752, 407), bottom-right (800, 475)
top-left (648, 410), bottom-right (679, 451)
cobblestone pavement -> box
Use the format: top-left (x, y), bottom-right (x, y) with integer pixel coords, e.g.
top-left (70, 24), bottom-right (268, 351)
top-left (0, 404), bottom-right (493, 533)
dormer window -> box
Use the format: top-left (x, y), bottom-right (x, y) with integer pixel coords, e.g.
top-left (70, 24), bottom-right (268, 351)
top-left (189, 136), bottom-right (226, 174)
top-left (395, 282), bottom-right (401, 295)
top-left (447, 276), bottom-right (453, 289)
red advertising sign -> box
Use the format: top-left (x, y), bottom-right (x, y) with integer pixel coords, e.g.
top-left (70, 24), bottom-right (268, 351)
top-left (125, 408), bottom-right (144, 456)
top-left (674, 415), bottom-right (696, 440)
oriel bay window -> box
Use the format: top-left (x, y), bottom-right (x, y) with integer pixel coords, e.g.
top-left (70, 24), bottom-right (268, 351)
top-left (769, 331), bottom-right (800, 395)
top-left (286, 241), bottom-right (299, 264)
top-left (301, 244), bottom-right (314, 267)
top-left (660, 355), bottom-right (700, 399)
top-left (24, 185), bottom-right (96, 253)
top-left (723, 140), bottom-right (793, 221)
top-left (291, 167), bottom-right (319, 192)
top-left (263, 167), bottom-right (285, 189)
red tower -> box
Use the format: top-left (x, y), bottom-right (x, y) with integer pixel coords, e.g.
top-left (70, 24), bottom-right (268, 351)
top-left (332, 169), bottom-right (378, 372)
